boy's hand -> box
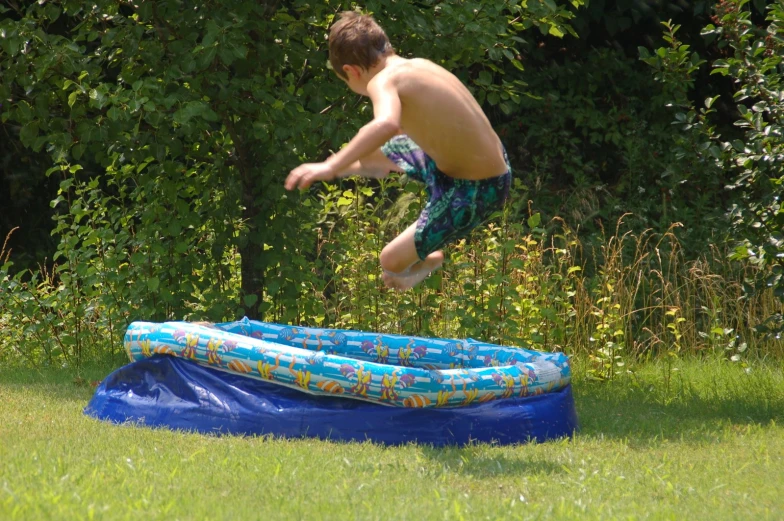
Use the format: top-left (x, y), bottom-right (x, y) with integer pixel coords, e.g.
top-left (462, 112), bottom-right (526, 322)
top-left (285, 162), bottom-right (336, 190)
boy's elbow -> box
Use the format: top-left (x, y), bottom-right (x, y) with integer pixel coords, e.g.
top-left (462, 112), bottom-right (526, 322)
top-left (375, 119), bottom-right (400, 140)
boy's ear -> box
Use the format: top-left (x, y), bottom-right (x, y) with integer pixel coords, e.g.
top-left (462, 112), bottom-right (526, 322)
top-left (342, 64), bottom-right (362, 79)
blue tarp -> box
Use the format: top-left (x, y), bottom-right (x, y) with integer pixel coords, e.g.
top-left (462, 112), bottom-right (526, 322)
top-left (85, 355), bottom-right (578, 446)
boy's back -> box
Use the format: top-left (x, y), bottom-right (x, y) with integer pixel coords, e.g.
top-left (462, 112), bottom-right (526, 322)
top-left (287, 12), bottom-right (512, 290)
top-left (372, 56), bottom-right (507, 181)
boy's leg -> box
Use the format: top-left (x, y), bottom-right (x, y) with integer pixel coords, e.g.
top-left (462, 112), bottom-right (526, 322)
top-left (380, 223), bottom-right (444, 290)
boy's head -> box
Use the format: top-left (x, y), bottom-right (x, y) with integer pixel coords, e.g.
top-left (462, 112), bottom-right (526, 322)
top-left (328, 12), bottom-right (394, 80)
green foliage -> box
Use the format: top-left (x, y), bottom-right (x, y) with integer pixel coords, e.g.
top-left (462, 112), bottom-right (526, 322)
top-left (501, 44), bottom-right (730, 255)
top-left (0, 0), bottom-right (353, 324)
top-left (3, 0), bottom-right (782, 371)
top-left (641, 1), bottom-right (784, 335)
top-left (0, 0), bottom-right (585, 366)
top-left (373, 0), bottom-right (584, 114)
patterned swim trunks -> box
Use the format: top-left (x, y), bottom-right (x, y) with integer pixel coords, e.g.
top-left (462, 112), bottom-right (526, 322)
top-left (381, 135), bottom-right (512, 260)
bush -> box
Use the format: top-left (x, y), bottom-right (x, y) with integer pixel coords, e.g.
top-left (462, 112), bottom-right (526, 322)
top-left (641, 0), bottom-right (784, 335)
top-left (497, 45), bottom-right (731, 258)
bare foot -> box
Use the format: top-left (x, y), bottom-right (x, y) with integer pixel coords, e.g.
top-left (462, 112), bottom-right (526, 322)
top-left (382, 251), bottom-right (444, 290)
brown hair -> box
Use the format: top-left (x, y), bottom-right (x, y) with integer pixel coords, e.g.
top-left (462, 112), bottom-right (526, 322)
top-left (328, 12), bottom-right (394, 79)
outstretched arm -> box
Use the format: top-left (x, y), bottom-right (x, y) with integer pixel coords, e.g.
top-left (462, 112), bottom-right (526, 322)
top-left (326, 75), bottom-right (402, 173)
top-left (284, 148), bottom-right (402, 190)
top-left (337, 148), bottom-right (403, 180)
top-left (285, 74), bottom-right (402, 190)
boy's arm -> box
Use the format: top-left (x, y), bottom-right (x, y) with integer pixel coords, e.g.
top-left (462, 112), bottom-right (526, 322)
top-left (286, 74), bottom-right (401, 190)
top-left (336, 148), bottom-right (403, 180)
top-left (324, 79), bottom-right (401, 174)
top-left (285, 148), bottom-right (400, 191)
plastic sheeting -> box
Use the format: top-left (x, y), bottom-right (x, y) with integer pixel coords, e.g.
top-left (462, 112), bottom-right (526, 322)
top-left (85, 355), bottom-right (578, 446)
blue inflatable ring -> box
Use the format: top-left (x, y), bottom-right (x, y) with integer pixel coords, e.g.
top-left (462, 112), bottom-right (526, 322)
top-left (121, 317), bottom-right (572, 408)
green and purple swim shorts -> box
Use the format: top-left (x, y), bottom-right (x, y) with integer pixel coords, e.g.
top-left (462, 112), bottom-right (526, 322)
top-left (381, 135), bottom-right (512, 260)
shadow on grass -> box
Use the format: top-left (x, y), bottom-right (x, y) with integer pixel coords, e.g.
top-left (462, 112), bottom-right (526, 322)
top-left (1, 380), bottom-right (99, 404)
top-left (0, 362), bottom-right (123, 403)
top-left (573, 370), bottom-right (784, 444)
top-left (417, 445), bottom-right (567, 477)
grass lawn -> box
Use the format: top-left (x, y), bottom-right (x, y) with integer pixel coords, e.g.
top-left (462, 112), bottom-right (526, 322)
top-left (1, 357), bottom-right (782, 521)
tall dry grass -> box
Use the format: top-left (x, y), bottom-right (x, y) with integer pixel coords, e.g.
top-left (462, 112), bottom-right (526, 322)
top-left (313, 200), bottom-right (783, 377)
top-left (2, 186), bottom-right (781, 372)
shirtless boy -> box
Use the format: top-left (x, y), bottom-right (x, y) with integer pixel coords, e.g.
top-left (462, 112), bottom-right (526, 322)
top-left (285, 11), bottom-right (511, 290)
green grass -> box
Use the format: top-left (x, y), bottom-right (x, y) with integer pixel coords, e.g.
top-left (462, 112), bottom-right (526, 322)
top-left (1, 357), bottom-right (783, 521)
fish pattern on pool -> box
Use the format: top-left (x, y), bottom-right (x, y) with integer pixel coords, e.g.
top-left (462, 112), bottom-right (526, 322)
top-left (123, 317), bottom-right (571, 408)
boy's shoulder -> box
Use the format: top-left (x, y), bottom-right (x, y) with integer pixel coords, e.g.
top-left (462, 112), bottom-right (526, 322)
top-left (377, 57), bottom-right (446, 84)
top-left (383, 56), bottom-right (436, 73)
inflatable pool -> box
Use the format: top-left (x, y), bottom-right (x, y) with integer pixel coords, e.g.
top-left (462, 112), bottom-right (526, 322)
top-left (85, 318), bottom-right (578, 445)
top-left (121, 317), bottom-right (571, 408)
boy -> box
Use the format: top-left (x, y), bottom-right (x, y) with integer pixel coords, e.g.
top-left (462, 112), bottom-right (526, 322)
top-left (285, 11), bottom-right (511, 290)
